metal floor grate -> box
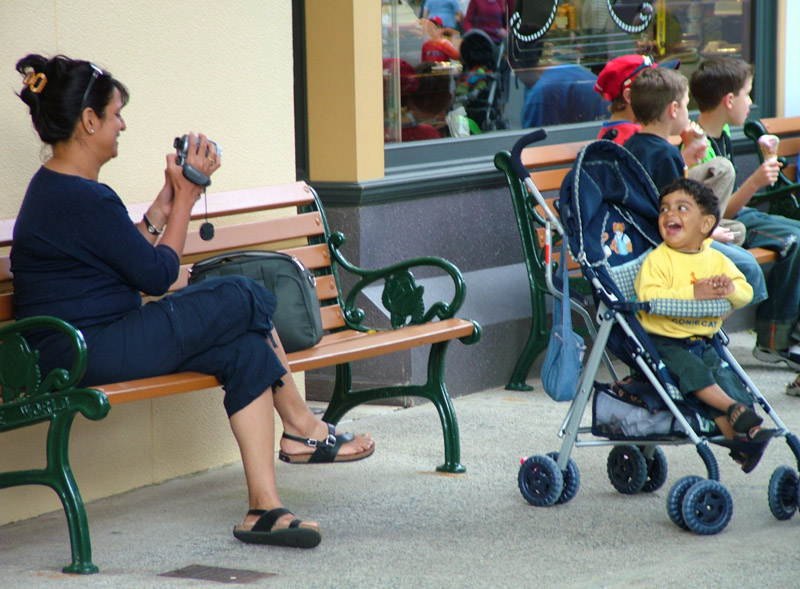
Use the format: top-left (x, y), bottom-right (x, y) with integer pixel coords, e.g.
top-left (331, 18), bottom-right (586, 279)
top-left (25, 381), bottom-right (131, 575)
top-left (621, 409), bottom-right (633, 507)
top-left (160, 564), bottom-right (276, 584)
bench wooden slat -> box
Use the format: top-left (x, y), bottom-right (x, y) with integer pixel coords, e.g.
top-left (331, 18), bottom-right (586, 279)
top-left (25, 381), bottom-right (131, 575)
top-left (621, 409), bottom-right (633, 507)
top-left (760, 116), bottom-right (800, 136)
top-left (749, 247), bottom-right (778, 265)
top-left (0, 183), bottom-right (318, 248)
top-left (777, 137), bottom-right (800, 158)
top-left (125, 182), bottom-right (316, 223)
top-left (320, 304), bottom-right (345, 331)
top-left (0, 257), bottom-right (10, 282)
top-left (521, 140), bottom-right (590, 169)
top-left (315, 274), bottom-right (338, 301)
top-left (529, 168), bottom-right (571, 193)
top-left (286, 318), bottom-right (476, 372)
top-left (183, 212), bottom-right (324, 256)
top-left (0, 292), bottom-right (12, 322)
top-left (94, 318), bottom-right (475, 404)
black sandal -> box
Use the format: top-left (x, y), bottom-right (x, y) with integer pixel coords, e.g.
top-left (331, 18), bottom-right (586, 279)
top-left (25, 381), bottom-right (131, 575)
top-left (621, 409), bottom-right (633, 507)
top-left (725, 428), bottom-right (777, 473)
top-left (233, 508), bottom-right (321, 548)
top-left (278, 422), bottom-right (375, 464)
top-left (726, 403), bottom-right (763, 434)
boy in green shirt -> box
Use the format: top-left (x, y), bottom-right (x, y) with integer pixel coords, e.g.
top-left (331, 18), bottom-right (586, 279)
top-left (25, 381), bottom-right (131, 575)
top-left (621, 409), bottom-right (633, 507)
top-left (690, 57), bottom-right (800, 391)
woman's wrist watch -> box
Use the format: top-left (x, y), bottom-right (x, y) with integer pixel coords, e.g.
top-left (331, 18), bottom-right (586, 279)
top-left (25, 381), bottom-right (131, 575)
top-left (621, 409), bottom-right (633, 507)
top-left (143, 213), bottom-right (165, 236)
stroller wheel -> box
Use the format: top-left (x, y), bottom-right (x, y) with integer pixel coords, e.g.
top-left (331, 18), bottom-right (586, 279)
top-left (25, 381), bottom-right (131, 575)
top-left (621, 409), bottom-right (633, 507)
top-left (518, 455), bottom-right (564, 507)
top-left (666, 475), bottom-right (704, 530)
top-left (607, 445), bottom-right (647, 494)
top-left (681, 480), bottom-right (733, 535)
top-left (547, 452), bottom-right (581, 505)
top-left (768, 465), bottom-right (798, 520)
top-left (641, 446), bottom-right (668, 493)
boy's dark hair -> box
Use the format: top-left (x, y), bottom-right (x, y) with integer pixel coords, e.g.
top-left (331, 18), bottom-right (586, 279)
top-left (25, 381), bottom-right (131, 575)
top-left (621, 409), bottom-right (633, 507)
top-left (608, 94), bottom-right (628, 113)
top-left (629, 67), bottom-right (687, 125)
top-left (660, 177), bottom-right (720, 236)
top-left (689, 57), bottom-right (754, 112)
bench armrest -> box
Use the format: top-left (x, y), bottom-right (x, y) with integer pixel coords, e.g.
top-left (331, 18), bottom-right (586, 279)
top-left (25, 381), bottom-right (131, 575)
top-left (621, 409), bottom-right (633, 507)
top-left (328, 231), bottom-right (467, 330)
top-left (0, 316), bottom-right (88, 403)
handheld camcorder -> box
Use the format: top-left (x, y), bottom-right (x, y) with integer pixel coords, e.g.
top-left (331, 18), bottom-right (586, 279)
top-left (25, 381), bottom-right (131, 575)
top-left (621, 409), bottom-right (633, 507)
top-left (173, 134), bottom-right (221, 187)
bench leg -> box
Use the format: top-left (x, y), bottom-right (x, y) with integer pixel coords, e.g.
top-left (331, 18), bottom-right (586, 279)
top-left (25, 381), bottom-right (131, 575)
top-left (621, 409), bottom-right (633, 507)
top-left (506, 288), bottom-right (549, 392)
top-left (0, 413), bottom-right (99, 574)
top-left (48, 413), bottom-right (99, 574)
top-left (321, 341), bottom-right (465, 474)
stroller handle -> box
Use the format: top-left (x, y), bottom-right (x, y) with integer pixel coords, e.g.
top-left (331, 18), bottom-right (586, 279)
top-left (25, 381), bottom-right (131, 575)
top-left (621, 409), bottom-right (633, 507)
top-left (510, 129), bottom-right (547, 181)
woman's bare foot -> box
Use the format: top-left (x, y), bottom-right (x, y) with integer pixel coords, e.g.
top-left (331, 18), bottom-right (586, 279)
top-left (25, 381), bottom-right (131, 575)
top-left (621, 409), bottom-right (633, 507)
top-left (232, 507), bottom-right (322, 547)
top-left (279, 420), bottom-right (375, 463)
top-left (235, 508), bottom-right (319, 533)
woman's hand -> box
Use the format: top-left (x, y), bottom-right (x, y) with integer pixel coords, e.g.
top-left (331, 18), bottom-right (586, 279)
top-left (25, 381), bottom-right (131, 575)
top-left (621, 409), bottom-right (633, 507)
top-left (144, 133), bottom-right (221, 254)
top-left (147, 167), bottom-right (175, 227)
top-left (166, 132), bottom-right (221, 207)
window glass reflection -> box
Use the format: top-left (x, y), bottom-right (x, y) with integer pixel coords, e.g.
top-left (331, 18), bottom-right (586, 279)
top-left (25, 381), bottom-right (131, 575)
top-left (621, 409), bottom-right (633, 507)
top-left (382, 0), bottom-right (753, 143)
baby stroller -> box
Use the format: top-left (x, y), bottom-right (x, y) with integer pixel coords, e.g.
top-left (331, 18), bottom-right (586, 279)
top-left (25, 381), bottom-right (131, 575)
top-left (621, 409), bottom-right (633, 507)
top-left (454, 29), bottom-right (508, 132)
top-left (511, 131), bottom-right (800, 535)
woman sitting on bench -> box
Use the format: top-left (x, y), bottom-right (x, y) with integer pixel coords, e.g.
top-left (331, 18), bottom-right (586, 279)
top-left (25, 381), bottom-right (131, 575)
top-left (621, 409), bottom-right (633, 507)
top-left (12, 53), bottom-right (374, 549)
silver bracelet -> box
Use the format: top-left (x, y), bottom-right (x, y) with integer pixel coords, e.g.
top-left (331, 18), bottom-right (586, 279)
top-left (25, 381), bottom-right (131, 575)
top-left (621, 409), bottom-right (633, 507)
top-left (143, 213), bottom-right (164, 236)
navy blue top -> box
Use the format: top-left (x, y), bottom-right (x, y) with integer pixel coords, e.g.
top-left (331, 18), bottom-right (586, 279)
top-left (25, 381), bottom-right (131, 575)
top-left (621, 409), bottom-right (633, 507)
top-left (11, 167), bottom-right (180, 328)
top-left (624, 132), bottom-right (686, 192)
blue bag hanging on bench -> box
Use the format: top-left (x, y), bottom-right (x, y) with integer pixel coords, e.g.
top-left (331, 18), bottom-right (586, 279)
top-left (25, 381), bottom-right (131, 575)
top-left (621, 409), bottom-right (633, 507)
top-left (541, 237), bottom-right (586, 402)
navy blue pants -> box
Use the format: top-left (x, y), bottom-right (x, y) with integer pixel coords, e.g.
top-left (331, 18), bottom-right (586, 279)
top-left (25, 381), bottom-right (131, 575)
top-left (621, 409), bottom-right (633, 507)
top-left (39, 276), bottom-right (286, 417)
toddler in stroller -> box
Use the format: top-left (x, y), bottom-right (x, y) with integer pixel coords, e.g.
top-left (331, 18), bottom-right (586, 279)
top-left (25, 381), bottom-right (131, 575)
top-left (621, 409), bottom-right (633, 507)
top-left (635, 177), bottom-right (775, 472)
top-left (510, 133), bottom-right (800, 535)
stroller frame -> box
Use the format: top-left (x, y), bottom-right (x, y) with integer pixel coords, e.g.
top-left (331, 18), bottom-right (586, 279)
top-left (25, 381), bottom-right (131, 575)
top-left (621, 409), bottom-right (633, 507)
top-left (511, 131), bottom-right (800, 534)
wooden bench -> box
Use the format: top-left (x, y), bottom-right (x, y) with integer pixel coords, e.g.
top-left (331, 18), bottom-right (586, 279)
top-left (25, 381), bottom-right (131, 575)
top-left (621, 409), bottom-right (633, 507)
top-left (494, 137), bottom-right (778, 392)
top-left (0, 180), bottom-right (481, 574)
top-left (743, 115), bottom-right (800, 219)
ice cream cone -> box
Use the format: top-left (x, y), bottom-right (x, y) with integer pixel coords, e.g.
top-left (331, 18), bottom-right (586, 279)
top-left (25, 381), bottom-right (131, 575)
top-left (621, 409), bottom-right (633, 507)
top-left (680, 121), bottom-right (705, 145)
top-left (758, 134), bottom-right (780, 161)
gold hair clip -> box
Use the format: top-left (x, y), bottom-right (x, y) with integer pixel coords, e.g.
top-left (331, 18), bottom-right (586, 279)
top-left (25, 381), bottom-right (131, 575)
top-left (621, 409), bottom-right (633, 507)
top-left (22, 68), bottom-right (47, 93)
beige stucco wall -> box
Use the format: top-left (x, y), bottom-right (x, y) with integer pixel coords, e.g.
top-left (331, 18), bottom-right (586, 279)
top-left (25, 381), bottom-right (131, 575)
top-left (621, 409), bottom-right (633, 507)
top-left (0, 0), bottom-right (299, 525)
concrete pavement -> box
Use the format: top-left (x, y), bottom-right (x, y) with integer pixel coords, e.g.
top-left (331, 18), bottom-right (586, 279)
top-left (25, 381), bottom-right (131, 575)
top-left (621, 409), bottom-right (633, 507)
top-left (2, 330), bottom-right (800, 588)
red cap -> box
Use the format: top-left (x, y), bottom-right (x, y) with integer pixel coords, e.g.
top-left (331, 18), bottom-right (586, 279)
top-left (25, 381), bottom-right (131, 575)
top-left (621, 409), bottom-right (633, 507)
top-left (594, 55), bottom-right (680, 101)
top-left (429, 16), bottom-right (443, 27)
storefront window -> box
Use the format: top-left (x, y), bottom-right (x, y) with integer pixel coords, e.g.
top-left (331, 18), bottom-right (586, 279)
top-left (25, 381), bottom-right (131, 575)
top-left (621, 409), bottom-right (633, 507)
top-left (382, 0), bottom-right (754, 143)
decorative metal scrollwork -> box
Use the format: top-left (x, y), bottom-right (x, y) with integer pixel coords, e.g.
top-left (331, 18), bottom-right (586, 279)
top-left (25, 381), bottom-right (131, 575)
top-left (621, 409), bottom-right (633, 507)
top-left (381, 269), bottom-right (426, 328)
top-left (0, 333), bottom-right (42, 403)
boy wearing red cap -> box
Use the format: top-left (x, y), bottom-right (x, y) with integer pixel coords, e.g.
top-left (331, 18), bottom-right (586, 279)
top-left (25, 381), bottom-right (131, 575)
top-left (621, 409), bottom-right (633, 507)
top-left (595, 54), bottom-right (743, 246)
top-left (594, 54), bottom-right (679, 144)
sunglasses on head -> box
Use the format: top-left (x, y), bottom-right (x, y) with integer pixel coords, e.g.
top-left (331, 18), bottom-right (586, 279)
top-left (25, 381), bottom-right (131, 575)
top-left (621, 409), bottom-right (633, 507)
top-left (80, 63), bottom-right (104, 111)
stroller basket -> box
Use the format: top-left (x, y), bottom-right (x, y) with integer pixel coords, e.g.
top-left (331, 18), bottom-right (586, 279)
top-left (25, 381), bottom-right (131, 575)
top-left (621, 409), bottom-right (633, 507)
top-left (510, 130), bottom-right (800, 534)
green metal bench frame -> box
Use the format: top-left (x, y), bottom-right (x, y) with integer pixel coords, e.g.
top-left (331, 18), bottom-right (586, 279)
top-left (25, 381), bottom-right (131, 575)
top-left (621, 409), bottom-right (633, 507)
top-left (493, 150), bottom-right (590, 391)
top-left (0, 317), bottom-right (110, 574)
